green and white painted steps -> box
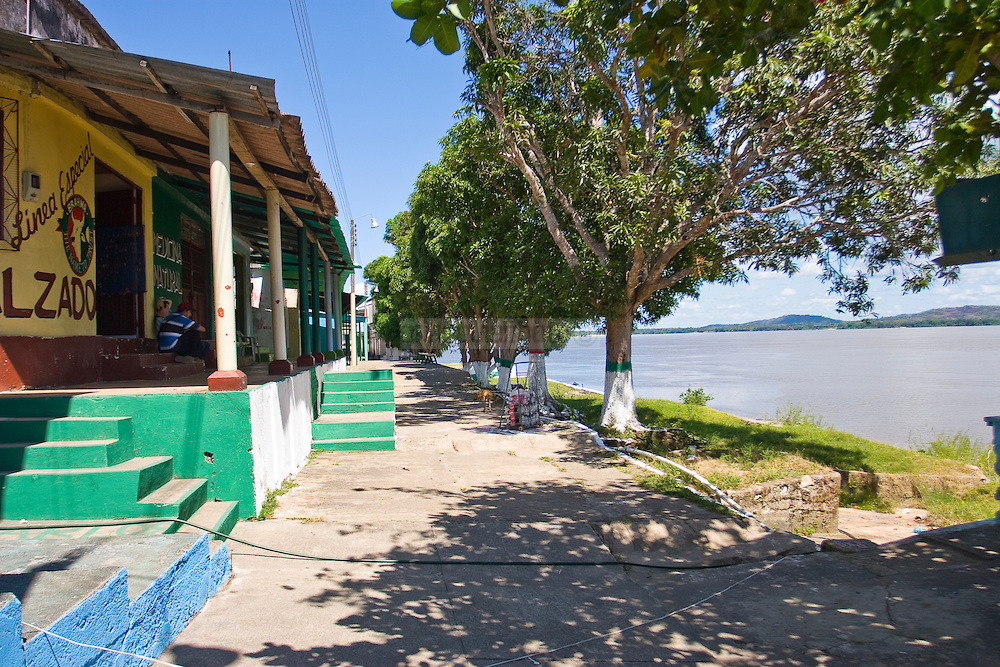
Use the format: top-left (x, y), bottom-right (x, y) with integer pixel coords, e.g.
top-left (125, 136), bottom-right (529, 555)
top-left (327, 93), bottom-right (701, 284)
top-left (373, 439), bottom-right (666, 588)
top-left (320, 369), bottom-right (395, 414)
top-left (0, 414), bottom-right (238, 539)
top-left (313, 369), bottom-right (396, 451)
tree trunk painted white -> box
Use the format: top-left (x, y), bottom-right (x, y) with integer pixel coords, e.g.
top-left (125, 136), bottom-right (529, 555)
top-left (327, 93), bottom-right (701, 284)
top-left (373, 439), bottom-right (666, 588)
top-left (600, 311), bottom-right (639, 430)
top-left (471, 360), bottom-right (490, 387)
top-left (527, 351), bottom-right (551, 403)
top-left (496, 360), bottom-right (513, 394)
top-left (525, 318), bottom-right (553, 406)
top-left (460, 318), bottom-right (471, 371)
top-left (601, 368), bottom-right (637, 431)
top-left (492, 319), bottom-right (520, 395)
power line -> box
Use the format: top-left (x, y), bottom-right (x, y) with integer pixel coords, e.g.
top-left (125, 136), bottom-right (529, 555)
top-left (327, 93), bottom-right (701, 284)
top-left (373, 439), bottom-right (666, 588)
top-left (288, 0), bottom-right (353, 223)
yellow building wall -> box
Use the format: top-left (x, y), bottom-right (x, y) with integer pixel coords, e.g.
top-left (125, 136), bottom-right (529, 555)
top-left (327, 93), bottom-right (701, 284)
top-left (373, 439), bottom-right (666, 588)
top-left (0, 71), bottom-right (155, 338)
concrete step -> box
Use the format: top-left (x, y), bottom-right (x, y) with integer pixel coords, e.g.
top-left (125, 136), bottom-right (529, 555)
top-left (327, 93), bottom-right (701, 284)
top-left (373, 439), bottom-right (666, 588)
top-left (311, 413), bottom-right (395, 441)
top-left (132, 361), bottom-right (207, 381)
top-left (100, 350), bottom-right (208, 381)
top-left (323, 369), bottom-right (393, 384)
top-left (138, 477), bottom-right (208, 520)
top-left (0, 456), bottom-right (175, 521)
top-left (312, 436), bottom-right (396, 451)
top-left (320, 401), bottom-right (395, 414)
top-left (102, 352), bottom-right (177, 366)
top-left (0, 438), bottom-right (132, 470)
top-left (178, 500), bottom-right (240, 540)
top-left (0, 417), bottom-right (133, 446)
top-left (322, 389), bottom-right (395, 403)
top-left (0, 395), bottom-right (79, 418)
top-left (322, 379), bottom-right (393, 392)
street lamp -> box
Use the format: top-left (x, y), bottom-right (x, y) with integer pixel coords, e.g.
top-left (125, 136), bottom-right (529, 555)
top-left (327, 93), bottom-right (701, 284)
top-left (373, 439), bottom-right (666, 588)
top-left (350, 215), bottom-right (378, 367)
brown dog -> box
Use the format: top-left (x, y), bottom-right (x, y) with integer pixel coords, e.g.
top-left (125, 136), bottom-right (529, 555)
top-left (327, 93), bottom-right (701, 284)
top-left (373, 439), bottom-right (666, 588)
top-left (474, 389), bottom-right (494, 412)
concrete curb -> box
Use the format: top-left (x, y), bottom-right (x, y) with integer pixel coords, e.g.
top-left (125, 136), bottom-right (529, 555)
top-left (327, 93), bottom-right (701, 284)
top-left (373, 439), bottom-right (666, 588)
top-left (0, 533), bottom-right (230, 666)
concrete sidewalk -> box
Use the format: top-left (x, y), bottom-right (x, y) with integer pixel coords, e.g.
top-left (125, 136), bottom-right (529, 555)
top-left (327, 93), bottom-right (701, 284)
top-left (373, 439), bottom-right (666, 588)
top-left (163, 361), bottom-right (1000, 666)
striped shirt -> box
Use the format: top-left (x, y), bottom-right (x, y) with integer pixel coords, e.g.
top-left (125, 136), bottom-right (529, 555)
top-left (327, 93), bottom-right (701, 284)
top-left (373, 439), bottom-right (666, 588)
top-left (158, 312), bottom-right (196, 351)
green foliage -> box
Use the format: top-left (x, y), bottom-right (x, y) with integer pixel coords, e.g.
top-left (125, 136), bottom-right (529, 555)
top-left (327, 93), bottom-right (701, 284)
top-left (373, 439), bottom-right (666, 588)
top-left (679, 387), bottom-right (713, 407)
top-left (550, 380), bottom-right (977, 476)
top-left (635, 472), bottom-right (735, 516)
top-left (391, 0), bottom-right (470, 54)
top-left (864, 0), bottom-right (1000, 186)
top-left (775, 404), bottom-right (826, 428)
top-left (602, 0), bottom-right (818, 116)
top-left (394, 0), bottom-right (995, 430)
top-left (840, 483), bottom-right (894, 513)
top-left (919, 432), bottom-right (995, 477)
top-left (252, 477), bottom-right (298, 521)
top-left (919, 484), bottom-right (999, 526)
top-left (550, 379), bottom-right (996, 522)
top-left (365, 212), bottom-right (449, 353)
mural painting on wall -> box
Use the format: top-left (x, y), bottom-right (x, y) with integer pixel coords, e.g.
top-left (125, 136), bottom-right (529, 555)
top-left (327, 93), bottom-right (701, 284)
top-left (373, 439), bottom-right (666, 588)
top-left (58, 194), bottom-right (95, 276)
top-left (1, 134), bottom-right (98, 322)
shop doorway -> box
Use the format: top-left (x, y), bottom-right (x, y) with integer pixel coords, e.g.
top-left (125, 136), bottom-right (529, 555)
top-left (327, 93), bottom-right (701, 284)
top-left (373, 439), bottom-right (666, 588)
top-left (94, 162), bottom-right (144, 337)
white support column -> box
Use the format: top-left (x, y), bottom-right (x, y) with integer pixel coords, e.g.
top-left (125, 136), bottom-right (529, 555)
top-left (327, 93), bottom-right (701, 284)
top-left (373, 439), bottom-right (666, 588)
top-left (350, 219), bottom-right (357, 367)
top-left (324, 259), bottom-right (334, 355)
top-left (333, 271), bottom-right (343, 352)
top-left (267, 189), bottom-right (291, 374)
top-left (207, 110), bottom-right (246, 391)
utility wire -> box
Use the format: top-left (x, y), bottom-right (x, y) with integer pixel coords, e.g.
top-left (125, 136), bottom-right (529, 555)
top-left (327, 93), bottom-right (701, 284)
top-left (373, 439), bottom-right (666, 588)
top-left (480, 555), bottom-right (792, 667)
top-left (21, 622), bottom-right (183, 667)
top-left (287, 0), bottom-right (353, 223)
top-left (0, 517), bottom-right (804, 570)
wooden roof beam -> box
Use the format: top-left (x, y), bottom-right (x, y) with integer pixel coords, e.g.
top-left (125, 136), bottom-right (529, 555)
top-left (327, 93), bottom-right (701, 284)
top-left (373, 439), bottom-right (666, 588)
top-left (227, 117), bottom-right (329, 262)
top-left (140, 59), bottom-right (209, 136)
top-left (30, 42), bottom-right (204, 185)
top-left (0, 54), bottom-right (278, 128)
top-left (88, 112), bottom-right (307, 181)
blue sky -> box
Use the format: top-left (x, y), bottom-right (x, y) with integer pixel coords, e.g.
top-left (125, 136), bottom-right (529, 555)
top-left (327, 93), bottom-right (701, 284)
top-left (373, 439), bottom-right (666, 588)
top-left (82, 1), bottom-right (1000, 328)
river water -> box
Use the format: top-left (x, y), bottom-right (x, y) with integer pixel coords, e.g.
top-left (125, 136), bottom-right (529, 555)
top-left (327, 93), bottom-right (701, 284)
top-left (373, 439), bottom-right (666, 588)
top-left (444, 327), bottom-right (1000, 448)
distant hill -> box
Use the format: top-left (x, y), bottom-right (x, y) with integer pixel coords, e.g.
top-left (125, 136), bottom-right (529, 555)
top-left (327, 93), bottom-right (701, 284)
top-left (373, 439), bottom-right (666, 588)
top-left (636, 305), bottom-right (1000, 334)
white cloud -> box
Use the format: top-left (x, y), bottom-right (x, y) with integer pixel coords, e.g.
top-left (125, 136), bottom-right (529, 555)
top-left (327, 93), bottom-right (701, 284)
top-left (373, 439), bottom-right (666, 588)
top-left (781, 288), bottom-right (796, 296)
top-left (797, 261), bottom-right (823, 277)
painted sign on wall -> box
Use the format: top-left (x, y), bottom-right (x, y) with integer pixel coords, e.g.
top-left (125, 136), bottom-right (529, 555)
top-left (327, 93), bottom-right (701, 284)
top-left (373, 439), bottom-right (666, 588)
top-left (2, 135), bottom-right (98, 325)
top-left (152, 230), bottom-right (182, 304)
top-left (9, 134), bottom-right (93, 252)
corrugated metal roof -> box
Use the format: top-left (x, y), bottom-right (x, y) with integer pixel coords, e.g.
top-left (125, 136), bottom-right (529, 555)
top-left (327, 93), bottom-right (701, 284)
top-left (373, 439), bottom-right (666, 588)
top-left (0, 28), bottom-right (350, 270)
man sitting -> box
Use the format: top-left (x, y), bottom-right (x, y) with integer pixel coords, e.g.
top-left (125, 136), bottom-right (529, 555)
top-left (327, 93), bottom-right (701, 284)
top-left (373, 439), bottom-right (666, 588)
top-left (157, 300), bottom-right (206, 364)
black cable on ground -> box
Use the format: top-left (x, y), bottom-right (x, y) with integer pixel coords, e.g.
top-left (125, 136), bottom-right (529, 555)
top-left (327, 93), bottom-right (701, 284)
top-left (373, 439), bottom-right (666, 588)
top-left (0, 517), bottom-right (803, 571)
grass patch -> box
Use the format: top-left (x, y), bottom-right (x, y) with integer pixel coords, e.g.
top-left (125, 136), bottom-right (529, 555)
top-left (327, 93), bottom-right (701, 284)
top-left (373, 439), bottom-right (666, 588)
top-left (549, 380), bottom-right (998, 524)
top-left (635, 472), bottom-right (737, 516)
top-left (252, 477), bottom-right (298, 521)
top-left (920, 484), bottom-right (998, 525)
top-left (540, 455), bottom-right (567, 473)
top-left (775, 403), bottom-right (825, 428)
top-left (919, 432), bottom-right (994, 473)
top-left (840, 483), bottom-right (894, 513)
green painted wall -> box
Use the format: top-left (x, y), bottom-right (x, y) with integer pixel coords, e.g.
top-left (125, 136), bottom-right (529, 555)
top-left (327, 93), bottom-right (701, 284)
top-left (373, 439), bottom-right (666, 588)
top-left (2, 390), bottom-right (256, 515)
top-left (151, 173), bottom-right (214, 328)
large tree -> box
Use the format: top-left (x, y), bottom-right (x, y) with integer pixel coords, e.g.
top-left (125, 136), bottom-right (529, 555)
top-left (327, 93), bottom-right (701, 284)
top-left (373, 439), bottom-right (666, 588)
top-left (366, 212), bottom-right (449, 356)
top-left (407, 117), bottom-right (584, 397)
top-left (393, 0), bottom-right (983, 431)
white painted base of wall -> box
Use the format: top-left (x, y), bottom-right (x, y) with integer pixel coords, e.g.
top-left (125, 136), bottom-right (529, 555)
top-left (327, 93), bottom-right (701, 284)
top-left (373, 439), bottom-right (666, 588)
top-left (248, 360), bottom-right (340, 515)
